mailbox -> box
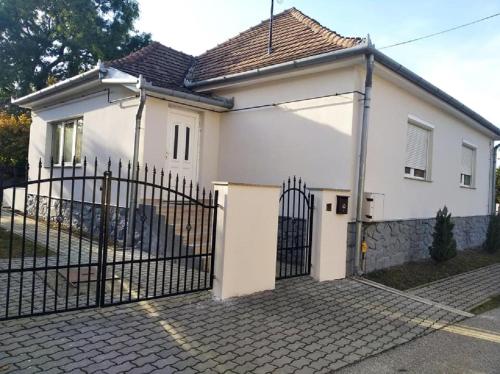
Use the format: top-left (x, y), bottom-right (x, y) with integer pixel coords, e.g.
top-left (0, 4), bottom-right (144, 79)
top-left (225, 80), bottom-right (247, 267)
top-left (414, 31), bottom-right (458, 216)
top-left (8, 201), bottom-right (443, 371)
top-left (336, 195), bottom-right (349, 214)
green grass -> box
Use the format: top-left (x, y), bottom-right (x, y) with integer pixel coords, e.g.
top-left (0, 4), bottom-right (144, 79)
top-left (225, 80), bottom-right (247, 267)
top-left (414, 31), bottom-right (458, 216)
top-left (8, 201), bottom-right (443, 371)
top-left (0, 227), bottom-right (52, 258)
top-left (470, 294), bottom-right (500, 314)
top-left (365, 248), bottom-right (500, 290)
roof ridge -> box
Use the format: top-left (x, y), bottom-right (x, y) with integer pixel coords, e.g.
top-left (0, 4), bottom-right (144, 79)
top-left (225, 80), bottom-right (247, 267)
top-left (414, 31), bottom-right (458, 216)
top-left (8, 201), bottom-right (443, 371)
top-left (195, 7), bottom-right (296, 58)
top-left (288, 7), bottom-right (363, 47)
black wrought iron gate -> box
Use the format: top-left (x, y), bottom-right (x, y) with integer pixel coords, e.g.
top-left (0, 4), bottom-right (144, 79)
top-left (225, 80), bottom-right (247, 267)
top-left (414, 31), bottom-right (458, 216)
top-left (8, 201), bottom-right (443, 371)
top-left (276, 177), bottom-right (314, 279)
top-left (0, 159), bottom-right (218, 320)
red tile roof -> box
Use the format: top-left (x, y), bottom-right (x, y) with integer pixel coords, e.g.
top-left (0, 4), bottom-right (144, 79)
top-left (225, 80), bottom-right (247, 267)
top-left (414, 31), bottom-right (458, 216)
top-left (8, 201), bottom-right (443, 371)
top-left (107, 8), bottom-right (363, 88)
top-left (108, 42), bottom-right (194, 90)
top-left (189, 8), bottom-right (363, 82)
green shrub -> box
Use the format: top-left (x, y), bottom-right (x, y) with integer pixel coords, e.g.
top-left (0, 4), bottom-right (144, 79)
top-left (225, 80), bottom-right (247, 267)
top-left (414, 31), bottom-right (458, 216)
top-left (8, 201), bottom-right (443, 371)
top-left (429, 206), bottom-right (457, 262)
top-left (0, 111), bottom-right (31, 166)
top-left (484, 214), bottom-right (500, 254)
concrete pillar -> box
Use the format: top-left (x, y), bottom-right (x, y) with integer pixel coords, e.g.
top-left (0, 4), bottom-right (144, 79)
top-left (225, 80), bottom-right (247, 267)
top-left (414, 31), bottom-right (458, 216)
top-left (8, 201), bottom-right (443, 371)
top-left (310, 188), bottom-right (351, 281)
top-left (2, 187), bottom-right (26, 211)
top-left (212, 182), bottom-right (280, 299)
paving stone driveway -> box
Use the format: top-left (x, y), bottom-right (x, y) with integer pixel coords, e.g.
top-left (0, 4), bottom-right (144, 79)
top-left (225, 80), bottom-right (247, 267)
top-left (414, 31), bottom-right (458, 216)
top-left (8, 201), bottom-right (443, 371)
top-left (408, 264), bottom-right (500, 311)
top-left (0, 277), bottom-right (464, 373)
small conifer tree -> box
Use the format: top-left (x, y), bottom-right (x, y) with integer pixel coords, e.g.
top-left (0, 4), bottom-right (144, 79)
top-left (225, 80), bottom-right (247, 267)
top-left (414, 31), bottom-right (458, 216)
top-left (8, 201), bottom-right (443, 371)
top-left (429, 206), bottom-right (457, 262)
top-left (484, 214), bottom-right (500, 254)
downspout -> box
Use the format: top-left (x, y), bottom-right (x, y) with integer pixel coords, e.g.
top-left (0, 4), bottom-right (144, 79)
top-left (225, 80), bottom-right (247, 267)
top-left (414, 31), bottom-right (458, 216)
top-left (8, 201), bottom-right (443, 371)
top-left (132, 75), bottom-right (146, 180)
top-left (354, 50), bottom-right (375, 275)
top-left (127, 75), bottom-right (146, 240)
top-left (490, 143), bottom-right (500, 215)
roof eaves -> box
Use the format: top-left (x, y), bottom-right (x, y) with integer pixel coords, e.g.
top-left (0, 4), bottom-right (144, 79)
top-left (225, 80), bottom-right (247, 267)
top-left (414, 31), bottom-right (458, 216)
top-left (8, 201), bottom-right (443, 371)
top-left (144, 82), bottom-right (234, 110)
top-left (185, 42), bottom-right (369, 88)
top-left (11, 67), bottom-right (101, 107)
top-left (370, 48), bottom-right (500, 137)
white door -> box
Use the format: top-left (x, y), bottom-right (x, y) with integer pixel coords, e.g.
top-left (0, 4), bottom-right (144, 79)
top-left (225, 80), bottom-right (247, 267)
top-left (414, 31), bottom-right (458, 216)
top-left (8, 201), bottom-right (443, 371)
top-left (166, 110), bottom-right (199, 184)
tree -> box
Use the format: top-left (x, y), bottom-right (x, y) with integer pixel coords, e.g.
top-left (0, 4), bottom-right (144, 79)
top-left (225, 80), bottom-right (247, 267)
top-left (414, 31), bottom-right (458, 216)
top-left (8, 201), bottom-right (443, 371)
top-left (429, 206), bottom-right (457, 262)
top-left (0, 0), bottom-right (151, 100)
top-left (0, 112), bottom-right (31, 165)
top-left (484, 214), bottom-right (500, 254)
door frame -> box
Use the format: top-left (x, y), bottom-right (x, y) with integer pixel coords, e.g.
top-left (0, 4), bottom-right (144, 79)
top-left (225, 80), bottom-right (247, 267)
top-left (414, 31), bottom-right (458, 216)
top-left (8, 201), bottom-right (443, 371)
top-left (166, 107), bottom-right (201, 185)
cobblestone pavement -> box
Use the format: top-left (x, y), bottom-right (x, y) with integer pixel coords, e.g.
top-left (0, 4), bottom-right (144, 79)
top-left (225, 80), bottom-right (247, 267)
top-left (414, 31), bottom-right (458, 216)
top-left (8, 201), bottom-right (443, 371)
top-left (0, 277), bottom-right (464, 373)
top-left (408, 264), bottom-right (500, 311)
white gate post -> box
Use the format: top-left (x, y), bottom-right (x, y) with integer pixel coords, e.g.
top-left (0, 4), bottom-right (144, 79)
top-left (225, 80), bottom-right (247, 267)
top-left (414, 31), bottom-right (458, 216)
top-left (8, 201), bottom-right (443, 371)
top-left (310, 188), bottom-right (351, 281)
top-left (212, 182), bottom-right (280, 299)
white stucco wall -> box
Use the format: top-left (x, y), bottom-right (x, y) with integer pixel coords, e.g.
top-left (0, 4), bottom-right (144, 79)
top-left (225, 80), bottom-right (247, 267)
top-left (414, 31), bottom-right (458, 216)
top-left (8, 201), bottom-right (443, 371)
top-left (25, 61), bottom-right (495, 222)
top-left (215, 66), bottom-right (361, 191)
top-left (27, 87), bottom-right (139, 200)
top-left (365, 72), bottom-right (493, 220)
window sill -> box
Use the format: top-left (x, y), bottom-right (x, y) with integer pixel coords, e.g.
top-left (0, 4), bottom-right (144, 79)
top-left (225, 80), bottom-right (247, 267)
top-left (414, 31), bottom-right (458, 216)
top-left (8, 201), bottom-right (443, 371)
top-left (460, 185), bottom-right (476, 190)
top-left (404, 175), bottom-right (432, 183)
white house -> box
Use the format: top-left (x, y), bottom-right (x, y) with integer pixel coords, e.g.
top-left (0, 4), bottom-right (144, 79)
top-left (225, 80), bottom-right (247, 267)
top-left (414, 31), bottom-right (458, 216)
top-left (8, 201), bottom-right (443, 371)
top-left (12, 8), bottom-right (500, 275)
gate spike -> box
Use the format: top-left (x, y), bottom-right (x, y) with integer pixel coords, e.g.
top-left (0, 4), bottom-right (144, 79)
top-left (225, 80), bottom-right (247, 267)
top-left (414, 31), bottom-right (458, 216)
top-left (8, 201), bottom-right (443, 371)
top-left (107, 157), bottom-right (111, 171)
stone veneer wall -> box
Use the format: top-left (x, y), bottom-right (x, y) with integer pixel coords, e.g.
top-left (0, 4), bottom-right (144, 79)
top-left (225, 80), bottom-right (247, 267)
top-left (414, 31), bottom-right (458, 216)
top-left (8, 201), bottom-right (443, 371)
top-left (24, 194), bottom-right (151, 247)
top-left (346, 215), bottom-right (490, 275)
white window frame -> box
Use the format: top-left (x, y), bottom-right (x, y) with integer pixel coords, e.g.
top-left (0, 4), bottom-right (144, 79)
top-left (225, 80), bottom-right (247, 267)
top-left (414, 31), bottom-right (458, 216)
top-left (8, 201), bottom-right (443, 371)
top-left (50, 117), bottom-right (83, 167)
top-left (460, 140), bottom-right (476, 188)
top-left (404, 115), bottom-right (434, 182)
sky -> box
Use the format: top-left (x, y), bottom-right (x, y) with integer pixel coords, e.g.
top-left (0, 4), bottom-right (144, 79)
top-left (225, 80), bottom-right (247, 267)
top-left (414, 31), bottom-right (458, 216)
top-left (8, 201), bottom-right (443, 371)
top-left (136, 0), bottom-right (500, 125)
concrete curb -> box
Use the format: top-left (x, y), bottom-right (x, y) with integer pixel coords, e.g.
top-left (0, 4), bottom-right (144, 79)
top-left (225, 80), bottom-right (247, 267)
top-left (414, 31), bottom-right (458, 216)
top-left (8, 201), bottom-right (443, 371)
top-left (354, 277), bottom-right (474, 318)
top-left (406, 263), bottom-right (500, 292)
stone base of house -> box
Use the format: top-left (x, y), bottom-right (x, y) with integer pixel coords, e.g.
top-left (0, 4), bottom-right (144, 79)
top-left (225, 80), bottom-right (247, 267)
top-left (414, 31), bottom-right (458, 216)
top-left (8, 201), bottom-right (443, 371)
top-left (346, 215), bottom-right (490, 275)
top-left (24, 194), bottom-right (149, 246)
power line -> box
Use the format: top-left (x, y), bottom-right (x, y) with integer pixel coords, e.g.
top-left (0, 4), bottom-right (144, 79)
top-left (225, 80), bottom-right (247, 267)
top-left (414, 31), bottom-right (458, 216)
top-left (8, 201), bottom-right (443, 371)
top-left (379, 12), bottom-right (500, 49)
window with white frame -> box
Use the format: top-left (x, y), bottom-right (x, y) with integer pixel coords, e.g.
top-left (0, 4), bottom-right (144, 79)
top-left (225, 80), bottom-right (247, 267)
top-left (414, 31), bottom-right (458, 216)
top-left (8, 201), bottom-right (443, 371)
top-left (405, 122), bottom-right (431, 180)
top-left (50, 118), bottom-right (83, 165)
top-left (461, 143), bottom-right (475, 187)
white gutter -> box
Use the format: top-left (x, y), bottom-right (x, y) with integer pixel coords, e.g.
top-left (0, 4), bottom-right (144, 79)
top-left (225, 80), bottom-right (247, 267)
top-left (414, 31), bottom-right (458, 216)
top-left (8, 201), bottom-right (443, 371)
top-left (11, 66), bottom-right (102, 106)
top-left (144, 83), bottom-right (233, 109)
top-left (184, 42), bottom-right (369, 89)
top-left (12, 63), bottom-right (234, 110)
top-left (370, 49), bottom-right (500, 137)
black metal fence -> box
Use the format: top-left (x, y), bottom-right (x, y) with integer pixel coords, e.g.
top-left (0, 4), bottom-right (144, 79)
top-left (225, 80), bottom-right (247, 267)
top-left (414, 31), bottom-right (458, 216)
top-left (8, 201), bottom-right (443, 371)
top-left (276, 177), bottom-right (314, 279)
top-left (0, 158), bottom-right (218, 320)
